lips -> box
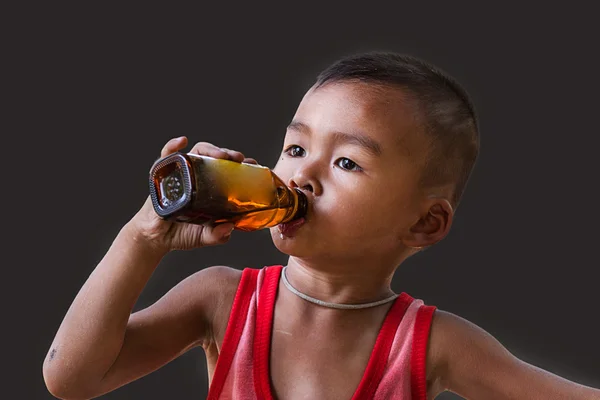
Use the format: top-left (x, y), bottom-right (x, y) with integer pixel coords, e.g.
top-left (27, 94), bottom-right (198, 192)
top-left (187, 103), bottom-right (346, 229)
top-left (278, 217), bottom-right (306, 237)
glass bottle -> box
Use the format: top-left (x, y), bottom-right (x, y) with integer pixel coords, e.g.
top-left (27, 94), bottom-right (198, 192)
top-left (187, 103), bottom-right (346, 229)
top-left (149, 152), bottom-right (307, 231)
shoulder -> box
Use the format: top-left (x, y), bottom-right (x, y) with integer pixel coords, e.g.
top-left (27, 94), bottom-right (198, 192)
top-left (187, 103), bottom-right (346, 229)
top-left (164, 265), bottom-right (243, 348)
top-left (195, 265), bottom-right (244, 289)
top-left (426, 310), bottom-right (489, 384)
top-left (202, 265), bottom-right (244, 316)
top-left (174, 265), bottom-right (243, 302)
top-left (426, 309), bottom-right (518, 397)
top-left (426, 309), bottom-right (486, 397)
top-left (186, 265), bottom-right (244, 318)
top-left (427, 308), bottom-right (512, 370)
top-left (193, 266), bottom-right (246, 348)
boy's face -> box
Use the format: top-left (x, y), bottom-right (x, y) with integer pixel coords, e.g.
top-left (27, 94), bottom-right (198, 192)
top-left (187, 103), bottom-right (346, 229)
top-left (271, 81), bottom-right (434, 264)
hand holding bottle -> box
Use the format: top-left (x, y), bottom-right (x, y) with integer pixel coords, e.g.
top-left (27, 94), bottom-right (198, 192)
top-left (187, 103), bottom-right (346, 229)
top-left (131, 136), bottom-right (257, 252)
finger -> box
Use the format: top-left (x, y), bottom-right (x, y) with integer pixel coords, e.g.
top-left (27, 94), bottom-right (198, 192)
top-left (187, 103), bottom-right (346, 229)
top-left (219, 148), bottom-right (246, 163)
top-left (189, 142), bottom-right (233, 160)
top-left (160, 136), bottom-right (188, 158)
top-left (203, 223), bottom-right (235, 246)
top-left (189, 143), bottom-right (246, 162)
top-left (243, 157), bottom-right (258, 165)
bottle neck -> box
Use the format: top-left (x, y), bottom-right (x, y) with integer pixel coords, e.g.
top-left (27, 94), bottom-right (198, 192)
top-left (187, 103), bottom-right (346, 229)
top-left (291, 188), bottom-right (308, 220)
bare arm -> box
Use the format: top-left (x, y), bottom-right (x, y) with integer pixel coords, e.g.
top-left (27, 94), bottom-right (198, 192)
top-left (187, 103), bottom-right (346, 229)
top-left (42, 220), bottom-right (238, 399)
top-left (427, 310), bottom-right (600, 399)
top-left (42, 222), bottom-right (166, 397)
top-left (43, 138), bottom-right (252, 400)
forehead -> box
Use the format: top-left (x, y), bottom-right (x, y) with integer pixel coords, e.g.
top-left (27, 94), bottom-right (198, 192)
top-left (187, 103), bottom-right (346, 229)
top-left (291, 81), bottom-right (422, 151)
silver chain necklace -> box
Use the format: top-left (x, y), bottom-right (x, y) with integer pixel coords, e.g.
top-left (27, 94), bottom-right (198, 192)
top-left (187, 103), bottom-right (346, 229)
top-left (281, 266), bottom-right (399, 310)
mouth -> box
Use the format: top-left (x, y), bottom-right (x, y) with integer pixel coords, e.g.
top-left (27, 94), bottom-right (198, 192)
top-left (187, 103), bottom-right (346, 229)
top-left (278, 217), bottom-right (306, 238)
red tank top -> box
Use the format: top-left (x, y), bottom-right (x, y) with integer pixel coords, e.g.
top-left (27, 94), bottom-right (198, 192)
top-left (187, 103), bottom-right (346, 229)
top-left (207, 266), bottom-right (436, 399)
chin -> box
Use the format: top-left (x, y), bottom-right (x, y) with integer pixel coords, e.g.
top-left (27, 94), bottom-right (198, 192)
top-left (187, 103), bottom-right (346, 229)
top-left (269, 228), bottom-right (314, 257)
top-left (271, 233), bottom-right (346, 264)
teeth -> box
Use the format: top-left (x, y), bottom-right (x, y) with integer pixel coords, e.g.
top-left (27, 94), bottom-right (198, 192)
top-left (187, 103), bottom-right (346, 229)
top-left (280, 233), bottom-right (285, 240)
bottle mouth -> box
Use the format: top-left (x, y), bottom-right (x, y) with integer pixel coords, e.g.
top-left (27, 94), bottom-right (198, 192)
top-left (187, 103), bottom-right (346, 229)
top-left (292, 188), bottom-right (308, 220)
top-left (149, 152), bottom-right (194, 217)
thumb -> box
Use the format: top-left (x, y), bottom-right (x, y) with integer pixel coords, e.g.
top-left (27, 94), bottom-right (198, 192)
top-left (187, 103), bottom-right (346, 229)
top-left (210, 223), bottom-right (235, 243)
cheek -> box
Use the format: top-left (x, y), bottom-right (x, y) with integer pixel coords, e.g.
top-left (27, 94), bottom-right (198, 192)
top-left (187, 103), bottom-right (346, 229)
top-left (323, 187), bottom-right (386, 226)
top-left (272, 161), bottom-right (292, 182)
top-left (325, 186), bottom-right (413, 233)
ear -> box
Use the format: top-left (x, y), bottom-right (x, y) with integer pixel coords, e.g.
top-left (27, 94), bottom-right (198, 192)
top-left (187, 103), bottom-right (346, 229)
top-left (403, 198), bottom-right (454, 249)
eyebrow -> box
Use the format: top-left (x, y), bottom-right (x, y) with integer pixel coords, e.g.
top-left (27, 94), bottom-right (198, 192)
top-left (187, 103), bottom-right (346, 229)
top-left (287, 120), bottom-right (382, 157)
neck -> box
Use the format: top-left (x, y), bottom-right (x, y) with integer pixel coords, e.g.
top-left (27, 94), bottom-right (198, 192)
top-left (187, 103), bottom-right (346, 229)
top-left (283, 256), bottom-right (399, 305)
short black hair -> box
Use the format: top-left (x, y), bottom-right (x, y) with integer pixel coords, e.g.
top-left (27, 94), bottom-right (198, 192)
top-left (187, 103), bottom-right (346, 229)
top-left (315, 51), bottom-right (479, 207)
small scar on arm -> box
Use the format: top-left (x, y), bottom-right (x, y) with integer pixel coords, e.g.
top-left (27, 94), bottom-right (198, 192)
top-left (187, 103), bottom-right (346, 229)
top-left (49, 348), bottom-right (56, 361)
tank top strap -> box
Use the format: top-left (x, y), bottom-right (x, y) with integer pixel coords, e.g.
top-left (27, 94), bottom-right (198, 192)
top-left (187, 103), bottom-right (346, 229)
top-left (410, 304), bottom-right (437, 400)
top-left (351, 292), bottom-right (415, 400)
top-left (207, 267), bottom-right (259, 400)
top-left (253, 265), bottom-right (283, 399)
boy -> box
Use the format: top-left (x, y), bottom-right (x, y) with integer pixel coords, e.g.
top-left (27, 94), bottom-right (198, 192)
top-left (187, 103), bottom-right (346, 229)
top-left (43, 51), bottom-right (600, 399)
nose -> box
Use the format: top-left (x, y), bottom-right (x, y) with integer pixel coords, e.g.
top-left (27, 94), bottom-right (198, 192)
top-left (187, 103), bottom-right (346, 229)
top-left (288, 162), bottom-right (323, 196)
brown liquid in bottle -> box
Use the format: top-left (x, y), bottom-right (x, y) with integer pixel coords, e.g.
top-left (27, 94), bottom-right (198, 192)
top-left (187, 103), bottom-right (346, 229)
top-left (149, 152), bottom-right (307, 231)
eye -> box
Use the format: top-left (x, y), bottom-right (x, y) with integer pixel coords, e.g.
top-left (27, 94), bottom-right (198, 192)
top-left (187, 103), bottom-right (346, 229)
top-left (284, 145), bottom-right (306, 157)
top-left (335, 157), bottom-right (362, 172)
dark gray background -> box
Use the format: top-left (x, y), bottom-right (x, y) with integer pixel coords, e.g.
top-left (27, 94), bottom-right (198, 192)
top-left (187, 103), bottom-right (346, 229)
top-left (5, 3), bottom-right (599, 399)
